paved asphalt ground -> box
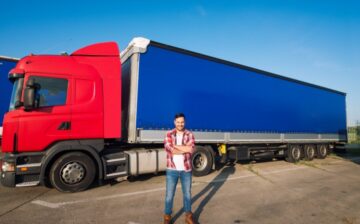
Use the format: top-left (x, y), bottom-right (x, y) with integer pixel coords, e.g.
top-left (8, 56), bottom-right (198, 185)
top-left (1, 151), bottom-right (360, 224)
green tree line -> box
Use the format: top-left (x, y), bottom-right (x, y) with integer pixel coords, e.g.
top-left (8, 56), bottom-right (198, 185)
top-left (348, 124), bottom-right (360, 144)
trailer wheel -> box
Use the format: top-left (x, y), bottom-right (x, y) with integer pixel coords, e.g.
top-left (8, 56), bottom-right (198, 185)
top-left (192, 146), bottom-right (213, 177)
top-left (317, 144), bottom-right (328, 159)
top-left (304, 145), bottom-right (316, 161)
top-left (50, 152), bottom-right (96, 192)
top-left (285, 145), bottom-right (302, 163)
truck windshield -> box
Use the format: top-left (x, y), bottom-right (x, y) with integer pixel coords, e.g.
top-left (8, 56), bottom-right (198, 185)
top-left (9, 78), bottom-right (24, 111)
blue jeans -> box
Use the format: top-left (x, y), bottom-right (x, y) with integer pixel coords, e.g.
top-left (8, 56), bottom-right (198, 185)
top-left (164, 169), bottom-right (192, 215)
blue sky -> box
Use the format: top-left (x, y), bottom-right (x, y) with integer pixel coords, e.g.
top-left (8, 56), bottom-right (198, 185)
top-left (1, 0), bottom-right (359, 125)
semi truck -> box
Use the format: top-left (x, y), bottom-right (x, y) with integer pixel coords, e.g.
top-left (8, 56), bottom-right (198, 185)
top-left (0, 56), bottom-right (19, 138)
top-left (0, 37), bottom-right (347, 192)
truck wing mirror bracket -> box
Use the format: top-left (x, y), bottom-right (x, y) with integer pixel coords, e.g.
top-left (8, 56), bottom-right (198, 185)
top-left (14, 101), bottom-right (24, 109)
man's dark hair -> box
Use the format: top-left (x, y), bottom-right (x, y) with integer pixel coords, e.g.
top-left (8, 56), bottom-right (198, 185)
top-left (174, 113), bottom-right (185, 120)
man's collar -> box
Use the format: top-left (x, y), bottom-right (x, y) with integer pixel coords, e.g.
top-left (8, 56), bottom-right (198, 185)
top-left (171, 128), bottom-right (189, 135)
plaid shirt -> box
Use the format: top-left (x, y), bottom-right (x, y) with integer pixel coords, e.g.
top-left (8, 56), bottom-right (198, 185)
top-left (164, 129), bottom-right (195, 172)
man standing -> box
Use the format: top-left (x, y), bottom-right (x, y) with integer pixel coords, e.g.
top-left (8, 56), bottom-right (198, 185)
top-left (164, 113), bottom-right (195, 224)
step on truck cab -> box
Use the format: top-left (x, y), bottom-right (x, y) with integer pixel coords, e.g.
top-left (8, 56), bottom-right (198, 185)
top-left (1, 37), bottom-right (347, 192)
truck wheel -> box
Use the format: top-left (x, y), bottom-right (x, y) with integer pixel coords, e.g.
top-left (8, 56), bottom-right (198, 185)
top-left (50, 152), bottom-right (96, 192)
top-left (285, 145), bottom-right (302, 163)
top-left (192, 146), bottom-right (213, 177)
top-left (317, 144), bottom-right (328, 159)
top-left (304, 145), bottom-right (316, 161)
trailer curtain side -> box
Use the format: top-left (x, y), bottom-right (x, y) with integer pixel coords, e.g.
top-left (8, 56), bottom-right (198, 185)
top-left (121, 41), bottom-right (347, 144)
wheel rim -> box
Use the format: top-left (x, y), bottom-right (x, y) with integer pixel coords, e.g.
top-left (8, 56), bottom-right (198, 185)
top-left (192, 152), bottom-right (208, 171)
top-left (307, 146), bottom-right (315, 158)
top-left (319, 145), bottom-right (327, 156)
top-left (60, 162), bottom-right (85, 185)
top-left (292, 146), bottom-right (301, 160)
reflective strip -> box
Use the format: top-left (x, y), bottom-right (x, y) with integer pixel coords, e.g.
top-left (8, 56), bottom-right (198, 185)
top-left (106, 171), bottom-right (127, 177)
top-left (17, 163), bottom-right (42, 168)
top-left (16, 181), bottom-right (40, 187)
top-left (106, 158), bottom-right (126, 163)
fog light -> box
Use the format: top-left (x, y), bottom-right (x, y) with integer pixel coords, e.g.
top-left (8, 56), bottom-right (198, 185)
top-left (1, 162), bottom-right (15, 172)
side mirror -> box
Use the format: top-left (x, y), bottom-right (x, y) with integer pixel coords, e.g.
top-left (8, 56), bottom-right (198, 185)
top-left (24, 78), bottom-right (36, 111)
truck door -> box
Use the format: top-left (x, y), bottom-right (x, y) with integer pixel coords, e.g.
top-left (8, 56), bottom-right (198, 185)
top-left (17, 74), bottom-right (72, 152)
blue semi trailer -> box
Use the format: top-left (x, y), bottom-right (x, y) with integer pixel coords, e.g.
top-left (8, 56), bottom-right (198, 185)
top-left (120, 37), bottom-right (347, 175)
top-left (0, 56), bottom-right (18, 138)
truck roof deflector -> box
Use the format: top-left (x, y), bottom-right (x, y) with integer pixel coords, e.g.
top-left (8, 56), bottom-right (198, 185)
top-left (71, 42), bottom-right (120, 57)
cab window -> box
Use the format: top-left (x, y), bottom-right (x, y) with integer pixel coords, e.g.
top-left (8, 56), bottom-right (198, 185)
top-left (30, 76), bottom-right (68, 107)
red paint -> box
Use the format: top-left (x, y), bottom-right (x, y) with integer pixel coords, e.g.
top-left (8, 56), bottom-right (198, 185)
top-left (8, 68), bottom-right (24, 75)
top-left (2, 42), bottom-right (121, 153)
top-left (2, 111), bottom-right (19, 152)
top-left (17, 73), bottom-right (72, 152)
top-left (71, 42), bottom-right (119, 56)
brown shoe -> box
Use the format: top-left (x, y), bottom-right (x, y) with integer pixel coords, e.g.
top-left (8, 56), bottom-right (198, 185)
top-left (185, 212), bottom-right (195, 224)
top-left (164, 214), bottom-right (172, 224)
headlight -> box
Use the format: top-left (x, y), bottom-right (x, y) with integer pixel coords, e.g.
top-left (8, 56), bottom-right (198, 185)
top-left (1, 162), bottom-right (15, 172)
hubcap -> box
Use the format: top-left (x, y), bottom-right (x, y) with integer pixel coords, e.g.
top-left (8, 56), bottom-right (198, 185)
top-left (192, 152), bottom-right (208, 171)
top-left (319, 145), bottom-right (327, 156)
top-left (307, 146), bottom-right (315, 158)
top-left (60, 162), bottom-right (85, 184)
top-left (292, 146), bottom-right (301, 160)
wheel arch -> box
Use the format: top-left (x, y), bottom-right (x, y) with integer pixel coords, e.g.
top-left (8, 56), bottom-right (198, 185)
top-left (40, 140), bottom-right (104, 186)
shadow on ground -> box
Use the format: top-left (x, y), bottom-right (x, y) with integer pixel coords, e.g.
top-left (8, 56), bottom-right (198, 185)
top-left (172, 164), bottom-right (236, 224)
top-left (333, 144), bottom-right (360, 165)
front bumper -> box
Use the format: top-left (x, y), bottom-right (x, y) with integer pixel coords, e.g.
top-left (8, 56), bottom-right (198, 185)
top-left (1, 152), bottom-right (43, 187)
top-left (1, 153), bottom-right (16, 187)
top-left (1, 171), bottom-right (16, 187)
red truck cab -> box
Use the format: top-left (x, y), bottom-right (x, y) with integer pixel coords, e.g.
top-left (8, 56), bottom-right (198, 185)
top-left (1, 42), bottom-right (123, 191)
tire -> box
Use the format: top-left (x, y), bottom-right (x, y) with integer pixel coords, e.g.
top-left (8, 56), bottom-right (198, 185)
top-left (49, 152), bottom-right (96, 192)
top-left (285, 145), bottom-right (302, 163)
top-left (304, 145), bottom-right (316, 161)
top-left (317, 144), bottom-right (328, 159)
top-left (192, 146), bottom-right (213, 177)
